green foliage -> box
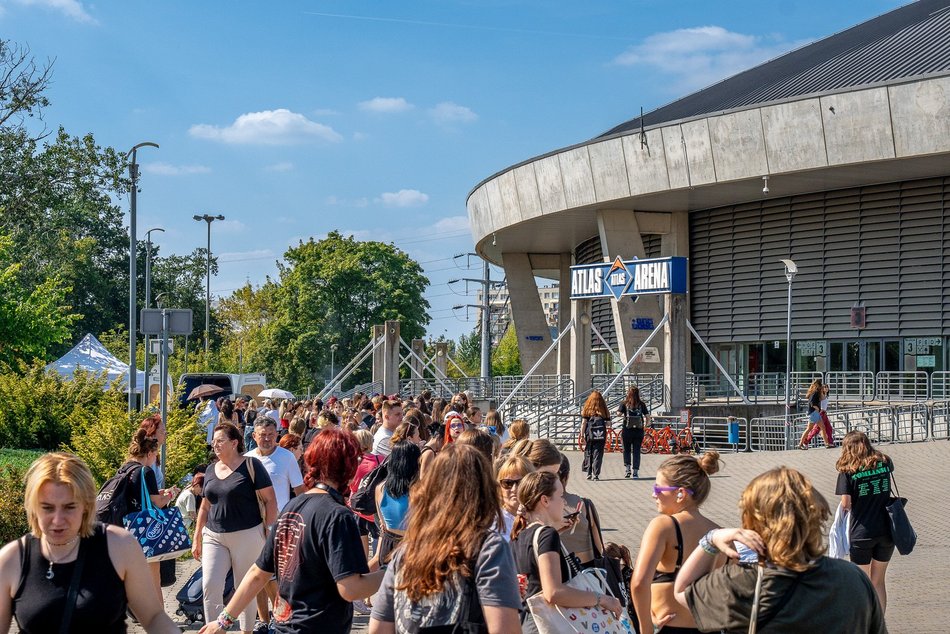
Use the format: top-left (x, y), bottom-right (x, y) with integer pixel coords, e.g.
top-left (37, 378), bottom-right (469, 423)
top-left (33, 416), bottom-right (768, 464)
top-left (216, 281), bottom-right (277, 375)
top-left (0, 448), bottom-right (43, 470)
top-left (260, 232), bottom-right (430, 393)
top-left (0, 463), bottom-right (29, 545)
top-left (491, 326), bottom-right (522, 376)
top-left (0, 364), bottom-right (112, 450)
top-left (0, 234), bottom-right (78, 369)
top-left (454, 329), bottom-right (482, 378)
top-left (66, 394), bottom-right (138, 485)
top-left (160, 396), bottom-right (207, 487)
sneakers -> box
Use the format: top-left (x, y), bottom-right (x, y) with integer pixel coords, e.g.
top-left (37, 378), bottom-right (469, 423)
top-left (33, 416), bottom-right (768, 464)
top-left (586, 473), bottom-right (593, 480)
top-left (353, 599), bottom-right (372, 616)
top-left (631, 470), bottom-right (639, 479)
top-left (252, 620), bottom-right (271, 634)
top-left (593, 475), bottom-right (600, 481)
top-left (624, 468), bottom-right (631, 478)
top-left (798, 443), bottom-right (809, 450)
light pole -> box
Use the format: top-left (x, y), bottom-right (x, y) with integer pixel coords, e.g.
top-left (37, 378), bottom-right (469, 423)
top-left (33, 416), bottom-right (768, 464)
top-left (126, 141), bottom-right (159, 412)
top-left (143, 227), bottom-right (165, 404)
top-left (330, 343), bottom-right (338, 389)
top-left (193, 213), bottom-right (225, 365)
top-left (781, 258), bottom-right (798, 448)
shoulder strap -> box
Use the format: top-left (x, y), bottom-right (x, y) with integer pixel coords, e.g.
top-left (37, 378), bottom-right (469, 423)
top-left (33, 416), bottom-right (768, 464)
top-left (889, 465), bottom-right (900, 498)
top-left (246, 457), bottom-right (255, 485)
top-left (669, 516), bottom-right (684, 568)
top-left (59, 538), bottom-right (88, 634)
top-left (584, 498), bottom-right (604, 559)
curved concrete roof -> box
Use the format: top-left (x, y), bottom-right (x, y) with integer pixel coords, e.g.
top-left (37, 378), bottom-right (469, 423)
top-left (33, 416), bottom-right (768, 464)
top-left (467, 73), bottom-right (950, 268)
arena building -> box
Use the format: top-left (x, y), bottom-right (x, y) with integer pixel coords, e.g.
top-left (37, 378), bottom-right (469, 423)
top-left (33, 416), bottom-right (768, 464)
top-left (466, 0), bottom-right (950, 404)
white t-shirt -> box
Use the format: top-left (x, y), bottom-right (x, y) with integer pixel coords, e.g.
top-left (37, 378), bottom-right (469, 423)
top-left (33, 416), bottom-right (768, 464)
top-left (373, 426), bottom-right (395, 456)
top-left (199, 401), bottom-right (219, 444)
top-left (244, 446), bottom-right (304, 512)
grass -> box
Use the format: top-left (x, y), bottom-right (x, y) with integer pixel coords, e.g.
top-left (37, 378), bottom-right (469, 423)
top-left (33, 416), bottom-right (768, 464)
top-left (0, 448), bottom-right (44, 470)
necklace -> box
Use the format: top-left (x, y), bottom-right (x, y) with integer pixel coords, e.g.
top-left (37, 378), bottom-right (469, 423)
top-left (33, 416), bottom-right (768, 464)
top-left (43, 535), bottom-right (80, 580)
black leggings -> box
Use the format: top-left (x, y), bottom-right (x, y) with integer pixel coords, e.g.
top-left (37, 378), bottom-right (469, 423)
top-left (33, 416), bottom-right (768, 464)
top-left (622, 427), bottom-right (644, 470)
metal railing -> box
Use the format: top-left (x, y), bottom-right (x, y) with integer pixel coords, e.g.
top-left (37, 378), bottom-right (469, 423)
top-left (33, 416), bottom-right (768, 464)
top-left (893, 403), bottom-right (929, 442)
top-left (692, 417), bottom-right (749, 451)
top-left (931, 373), bottom-right (950, 401)
top-left (825, 372), bottom-right (875, 402)
top-left (931, 402), bottom-right (950, 439)
top-left (492, 375), bottom-right (569, 401)
top-left (823, 407), bottom-right (895, 444)
top-left (399, 378), bottom-right (456, 399)
top-left (748, 416), bottom-right (796, 451)
top-left (876, 372), bottom-right (929, 402)
top-left (332, 380), bottom-right (383, 400)
top-left (456, 377), bottom-right (492, 399)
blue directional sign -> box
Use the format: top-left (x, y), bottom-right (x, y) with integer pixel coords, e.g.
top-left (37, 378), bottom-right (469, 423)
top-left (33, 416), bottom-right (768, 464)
top-left (570, 256), bottom-right (687, 299)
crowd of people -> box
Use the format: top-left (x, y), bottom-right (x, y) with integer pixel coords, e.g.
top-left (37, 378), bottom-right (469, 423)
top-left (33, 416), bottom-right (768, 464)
top-left (0, 387), bottom-right (897, 633)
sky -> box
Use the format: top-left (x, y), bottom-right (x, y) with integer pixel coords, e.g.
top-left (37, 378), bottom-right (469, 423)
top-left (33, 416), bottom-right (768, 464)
top-left (5, 0), bottom-right (906, 342)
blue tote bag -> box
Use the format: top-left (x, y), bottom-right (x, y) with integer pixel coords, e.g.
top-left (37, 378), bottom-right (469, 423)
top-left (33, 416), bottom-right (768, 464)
top-left (123, 466), bottom-right (192, 562)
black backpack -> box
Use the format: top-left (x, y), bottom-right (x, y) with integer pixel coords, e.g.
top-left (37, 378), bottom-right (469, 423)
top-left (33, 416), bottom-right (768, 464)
top-left (349, 458), bottom-right (388, 516)
top-left (587, 416), bottom-right (607, 441)
top-left (95, 462), bottom-right (140, 526)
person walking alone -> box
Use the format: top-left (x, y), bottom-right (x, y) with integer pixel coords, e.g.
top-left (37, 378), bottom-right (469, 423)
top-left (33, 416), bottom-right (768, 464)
top-left (618, 386), bottom-right (650, 478)
top-left (580, 391), bottom-right (610, 481)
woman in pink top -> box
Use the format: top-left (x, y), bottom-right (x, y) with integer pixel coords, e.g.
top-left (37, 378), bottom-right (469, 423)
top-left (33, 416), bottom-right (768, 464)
top-left (349, 429), bottom-right (383, 559)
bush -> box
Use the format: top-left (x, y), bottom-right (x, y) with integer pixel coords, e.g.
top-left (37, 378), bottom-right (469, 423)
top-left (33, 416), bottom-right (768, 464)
top-left (0, 464), bottom-right (29, 545)
top-left (0, 448), bottom-right (43, 470)
top-left (161, 399), bottom-right (207, 488)
top-left (67, 394), bottom-right (139, 485)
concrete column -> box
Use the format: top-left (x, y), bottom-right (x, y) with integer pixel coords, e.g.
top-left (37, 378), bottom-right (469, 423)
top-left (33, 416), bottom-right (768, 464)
top-left (662, 211), bottom-right (691, 373)
top-left (597, 210), bottom-right (664, 373)
top-left (371, 324), bottom-right (385, 387)
top-left (383, 320), bottom-right (400, 396)
top-left (410, 339), bottom-right (426, 379)
top-left (501, 252), bottom-right (556, 375)
top-left (664, 294), bottom-right (688, 413)
top-left (558, 252), bottom-right (573, 376)
top-left (571, 299), bottom-right (593, 395)
top-left (434, 342), bottom-right (449, 379)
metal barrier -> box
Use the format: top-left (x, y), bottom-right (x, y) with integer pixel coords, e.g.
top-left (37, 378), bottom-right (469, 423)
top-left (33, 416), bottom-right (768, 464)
top-left (825, 372), bottom-right (875, 401)
top-left (876, 372), bottom-right (929, 402)
top-left (692, 417), bottom-right (749, 451)
top-left (748, 416), bottom-right (794, 451)
top-left (746, 373), bottom-right (785, 399)
top-left (930, 402), bottom-right (950, 439)
top-left (931, 373), bottom-right (950, 401)
top-left (456, 377), bottom-right (492, 399)
top-left (893, 403), bottom-right (929, 442)
top-left (825, 407), bottom-right (895, 444)
top-left (399, 378), bottom-right (456, 399)
top-left (492, 375), bottom-right (568, 401)
top-left (333, 380), bottom-right (383, 400)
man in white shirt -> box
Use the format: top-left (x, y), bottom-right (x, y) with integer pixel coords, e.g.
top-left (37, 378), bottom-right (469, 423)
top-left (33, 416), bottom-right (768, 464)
top-left (244, 416), bottom-right (305, 629)
top-left (372, 400), bottom-right (404, 456)
top-left (197, 397), bottom-right (219, 445)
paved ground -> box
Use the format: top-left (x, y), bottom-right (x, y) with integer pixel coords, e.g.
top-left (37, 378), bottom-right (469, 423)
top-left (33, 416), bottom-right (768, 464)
top-left (150, 441), bottom-right (948, 633)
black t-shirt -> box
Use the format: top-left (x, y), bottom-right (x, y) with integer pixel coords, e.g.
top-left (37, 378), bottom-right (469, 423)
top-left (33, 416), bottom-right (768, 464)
top-left (513, 524), bottom-right (571, 599)
top-left (124, 462), bottom-right (159, 514)
top-left (203, 458), bottom-right (272, 533)
top-left (256, 492), bottom-right (370, 632)
top-left (808, 391), bottom-right (821, 411)
top-left (835, 458), bottom-right (894, 540)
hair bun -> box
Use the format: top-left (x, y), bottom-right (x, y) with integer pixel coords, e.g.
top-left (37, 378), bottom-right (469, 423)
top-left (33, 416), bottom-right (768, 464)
top-left (698, 450), bottom-right (722, 476)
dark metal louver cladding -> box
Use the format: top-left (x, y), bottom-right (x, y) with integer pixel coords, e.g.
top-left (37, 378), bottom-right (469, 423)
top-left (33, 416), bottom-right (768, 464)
top-left (689, 176), bottom-right (950, 343)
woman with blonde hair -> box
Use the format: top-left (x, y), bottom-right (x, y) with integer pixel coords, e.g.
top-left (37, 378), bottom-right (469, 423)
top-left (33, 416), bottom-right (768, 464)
top-left (511, 438), bottom-right (561, 473)
top-left (836, 430), bottom-right (895, 611)
top-left (0, 453), bottom-right (179, 633)
top-left (369, 444), bottom-right (522, 632)
top-left (580, 391), bottom-right (610, 480)
top-left (673, 467), bottom-right (886, 632)
top-left (495, 455), bottom-right (535, 541)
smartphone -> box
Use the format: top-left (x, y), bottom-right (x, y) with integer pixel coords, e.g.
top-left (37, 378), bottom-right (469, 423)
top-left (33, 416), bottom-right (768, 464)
top-left (564, 501), bottom-right (583, 521)
top-left (735, 542), bottom-right (758, 564)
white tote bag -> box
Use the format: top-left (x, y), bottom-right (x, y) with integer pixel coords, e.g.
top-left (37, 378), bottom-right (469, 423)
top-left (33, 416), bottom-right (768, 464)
top-left (525, 527), bottom-right (633, 634)
top-left (828, 503), bottom-right (850, 559)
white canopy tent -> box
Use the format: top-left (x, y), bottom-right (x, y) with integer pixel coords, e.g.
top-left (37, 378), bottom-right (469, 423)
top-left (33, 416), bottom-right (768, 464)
top-left (46, 333), bottom-right (148, 393)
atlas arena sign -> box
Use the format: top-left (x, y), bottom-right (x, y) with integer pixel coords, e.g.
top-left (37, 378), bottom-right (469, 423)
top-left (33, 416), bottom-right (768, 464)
top-left (570, 256), bottom-right (687, 299)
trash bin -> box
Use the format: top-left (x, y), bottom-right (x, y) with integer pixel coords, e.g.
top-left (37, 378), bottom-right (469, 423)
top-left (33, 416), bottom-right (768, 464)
top-left (727, 417), bottom-right (740, 448)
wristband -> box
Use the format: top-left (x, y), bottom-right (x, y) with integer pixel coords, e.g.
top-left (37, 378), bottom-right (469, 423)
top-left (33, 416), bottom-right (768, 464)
top-left (699, 529), bottom-right (720, 556)
top-left (216, 609), bottom-right (235, 630)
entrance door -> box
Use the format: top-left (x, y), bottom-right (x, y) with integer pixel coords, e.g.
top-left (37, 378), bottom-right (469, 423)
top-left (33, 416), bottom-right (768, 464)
top-left (829, 340), bottom-right (864, 372)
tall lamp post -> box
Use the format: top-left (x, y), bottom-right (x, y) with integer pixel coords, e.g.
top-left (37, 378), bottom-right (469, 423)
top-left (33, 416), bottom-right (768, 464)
top-left (143, 227), bottom-right (165, 404)
top-left (126, 141), bottom-right (159, 412)
top-left (781, 259), bottom-right (798, 448)
top-left (193, 214), bottom-right (225, 365)
top-left (330, 343), bottom-right (338, 390)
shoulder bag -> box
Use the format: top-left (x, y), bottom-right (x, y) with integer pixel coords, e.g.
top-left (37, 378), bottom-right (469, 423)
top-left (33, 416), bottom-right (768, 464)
top-left (245, 457), bottom-right (268, 532)
top-left (525, 526), bottom-right (633, 634)
top-left (886, 471), bottom-right (917, 555)
top-left (583, 498), bottom-right (629, 606)
top-left (123, 466), bottom-right (192, 562)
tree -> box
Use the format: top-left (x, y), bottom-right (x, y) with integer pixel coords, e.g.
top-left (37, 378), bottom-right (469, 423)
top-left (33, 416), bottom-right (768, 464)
top-left (0, 234), bottom-right (77, 369)
top-left (491, 325), bottom-right (522, 376)
top-left (454, 327), bottom-right (482, 377)
top-left (216, 281), bottom-right (277, 374)
top-left (261, 232), bottom-right (430, 393)
top-left (0, 41), bottom-right (52, 132)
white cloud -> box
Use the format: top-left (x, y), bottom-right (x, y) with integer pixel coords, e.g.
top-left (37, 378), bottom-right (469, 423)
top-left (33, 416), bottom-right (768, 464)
top-left (358, 97), bottom-right (414, 113)
top-left (377, 189), bottom-right (429, 208)
top-left (613, 26), bottom-right (806, 92)
top-left (12, 0), bottom-right (95, 23)
top-left (264, 161), bottom-right (294, 172)
top-left (428, 101), bottom-right (478, 125)
top-left (189, 109), bottom-right (342, 145)
top-left (433, 215), bottom-right (470, 233)
top-left (143, 162), bottom-right (211, 176)
top-left (218, 249), bottom-right (274, 262)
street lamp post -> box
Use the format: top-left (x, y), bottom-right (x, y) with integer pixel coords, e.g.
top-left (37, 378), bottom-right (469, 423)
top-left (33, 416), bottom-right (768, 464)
top-left (143, 227), bottom-right (165, 404)
top-left (126, 142), bottom-right (159, 412)
top-left (330, 343), bottom-right (338, 390)
top-left (781, 259), bottom-right (798, 448)
top-left (193, 214), bottom-right (225, 365)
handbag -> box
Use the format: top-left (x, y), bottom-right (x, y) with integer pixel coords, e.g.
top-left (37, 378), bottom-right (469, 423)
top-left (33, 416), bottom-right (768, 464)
top-left (886, 472), bottom-right (917, 555)
top-left (827, 503), bottom-right (850, 559)
top-left (123, 466), bottom-right (192, 562)
top-left (245, 457), bottom-right (268, 530)
top-left (525, 526), bottom-right (633, 634)
top-left (584, 498), bottom-right (629, 606)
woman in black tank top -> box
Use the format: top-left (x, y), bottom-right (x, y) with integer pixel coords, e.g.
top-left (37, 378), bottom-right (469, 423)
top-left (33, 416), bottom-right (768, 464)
top-left (0, 452), bottom-right (180, 634)
top-left (630, 452), bottom-right (723, 634)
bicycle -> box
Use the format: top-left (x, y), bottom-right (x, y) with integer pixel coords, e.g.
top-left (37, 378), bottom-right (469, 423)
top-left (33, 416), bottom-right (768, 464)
top-left (641, 424), bottom-right (698, 454)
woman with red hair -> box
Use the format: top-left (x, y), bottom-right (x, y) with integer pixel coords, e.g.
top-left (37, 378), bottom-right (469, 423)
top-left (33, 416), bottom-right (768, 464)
top-left (198, 428), bottom-right (384, 634)
top-left (442, 410), bottom-right (466, 444)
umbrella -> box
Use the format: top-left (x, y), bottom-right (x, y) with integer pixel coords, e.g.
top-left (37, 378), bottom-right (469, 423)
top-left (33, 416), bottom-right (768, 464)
top-left (188, 384), bottom-right (226, 400)
top-left (257, 388), bottom-right (295, 400)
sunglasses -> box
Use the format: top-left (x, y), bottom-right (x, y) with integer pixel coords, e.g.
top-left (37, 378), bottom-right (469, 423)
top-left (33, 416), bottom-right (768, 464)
top-left (653, 485), bottom-right (694, 496)
top-left (449, 422), bottom-right (465, 429)
top-left (499, 478), bottom-right (522, 490)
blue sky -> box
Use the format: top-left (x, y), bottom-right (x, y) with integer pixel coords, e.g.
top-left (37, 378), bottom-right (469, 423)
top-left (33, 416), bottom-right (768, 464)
top-left (6, 0), bottom-right (903, 341)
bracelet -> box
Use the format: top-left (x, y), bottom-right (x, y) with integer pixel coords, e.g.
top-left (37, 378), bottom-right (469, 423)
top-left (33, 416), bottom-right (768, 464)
top-left (699, 529), bottom-right (720, 556)
top-left (216, 609), bottom-right (235, 630)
